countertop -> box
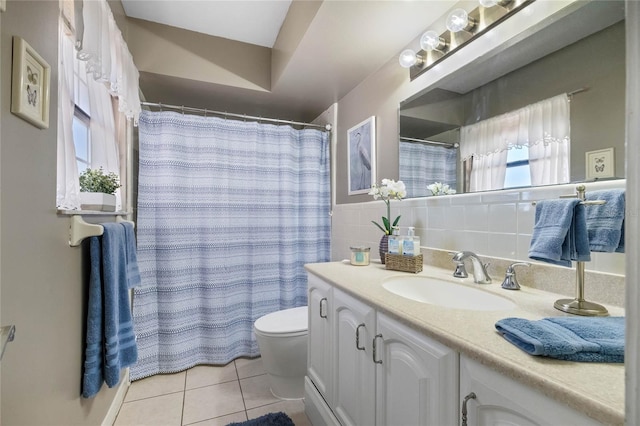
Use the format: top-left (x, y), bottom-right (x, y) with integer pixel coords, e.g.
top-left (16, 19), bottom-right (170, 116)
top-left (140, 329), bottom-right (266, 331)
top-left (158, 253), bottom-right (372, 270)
top-left (305, 261), bottom-right (625, 425)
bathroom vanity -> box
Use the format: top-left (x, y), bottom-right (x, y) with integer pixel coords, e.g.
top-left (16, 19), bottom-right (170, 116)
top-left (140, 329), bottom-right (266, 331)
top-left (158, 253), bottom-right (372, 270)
top-left (304, 261), bottom-right (624, 426)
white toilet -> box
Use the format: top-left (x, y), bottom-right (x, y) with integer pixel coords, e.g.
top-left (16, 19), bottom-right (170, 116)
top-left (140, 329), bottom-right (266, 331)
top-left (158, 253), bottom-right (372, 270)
top-left (253, 306), bottom-right (308, 399)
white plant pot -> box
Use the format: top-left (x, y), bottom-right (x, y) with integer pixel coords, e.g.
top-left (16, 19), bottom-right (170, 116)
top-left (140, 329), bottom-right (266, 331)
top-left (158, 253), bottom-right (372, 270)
top-left (80, 192), bottom-right (116, 212)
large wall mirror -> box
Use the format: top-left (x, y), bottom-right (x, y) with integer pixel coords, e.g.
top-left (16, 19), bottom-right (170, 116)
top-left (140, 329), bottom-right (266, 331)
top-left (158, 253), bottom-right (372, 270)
top-left (399, 0), bottom-right (625, 198)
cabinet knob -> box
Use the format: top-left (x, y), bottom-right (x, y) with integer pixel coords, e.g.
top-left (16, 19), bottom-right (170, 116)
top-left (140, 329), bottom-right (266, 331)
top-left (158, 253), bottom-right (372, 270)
top-left (461, 392), bottom-right (477, 426)
top-left (356, 323), bottom-right (366, 351)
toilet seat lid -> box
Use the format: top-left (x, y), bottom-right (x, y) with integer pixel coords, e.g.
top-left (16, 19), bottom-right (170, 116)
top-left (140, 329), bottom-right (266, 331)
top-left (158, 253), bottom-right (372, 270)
top-left (254, 306), bottom-right (308, 334)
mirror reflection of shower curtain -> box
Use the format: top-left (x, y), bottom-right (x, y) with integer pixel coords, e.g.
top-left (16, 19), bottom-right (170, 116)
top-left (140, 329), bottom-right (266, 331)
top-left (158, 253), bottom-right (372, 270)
top-left (399, 141), bottom-right (457, 198)
top-left (131, 110), bottom-right (330, 380)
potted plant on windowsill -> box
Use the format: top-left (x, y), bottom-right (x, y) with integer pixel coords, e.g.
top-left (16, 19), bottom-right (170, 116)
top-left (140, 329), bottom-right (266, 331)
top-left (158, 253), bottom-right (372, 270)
top-left (79, 168), bottom-right (121, 212)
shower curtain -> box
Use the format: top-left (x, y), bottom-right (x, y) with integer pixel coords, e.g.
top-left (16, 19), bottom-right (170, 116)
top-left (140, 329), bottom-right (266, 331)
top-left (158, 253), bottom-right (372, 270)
top-left (399, 141), bottom-right (457, 198)
top-left (131, 110), bottom-right (330, 380)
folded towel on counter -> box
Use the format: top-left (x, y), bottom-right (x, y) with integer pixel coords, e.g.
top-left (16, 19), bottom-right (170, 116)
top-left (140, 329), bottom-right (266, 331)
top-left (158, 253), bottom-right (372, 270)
top-left (495, 316), bottom-right (624, 363)
top-left (528, 199), bottom-right (591, 267)
top-left (585, 189), bottom-right (625, 253)
top-left (82, 223), bottom-right (139, 398)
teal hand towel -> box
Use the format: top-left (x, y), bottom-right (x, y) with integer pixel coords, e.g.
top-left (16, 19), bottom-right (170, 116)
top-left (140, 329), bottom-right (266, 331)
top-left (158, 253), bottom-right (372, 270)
top-left (528, 199), bottom-right (591, 267)
top-left (495, 316), bottom-right (624, 363)
top-left (585, 189), bottom-right (625, 253)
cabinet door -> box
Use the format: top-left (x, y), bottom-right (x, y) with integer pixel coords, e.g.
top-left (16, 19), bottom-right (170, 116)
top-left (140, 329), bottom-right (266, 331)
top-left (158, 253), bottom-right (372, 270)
top-left (460, 355), bottom-right (602, 426)
top-left (333, 289), bottom-right (376, 426)
top-left (375, 312), bottom-right (458, 426)
top-left (307, 273), bottom-right (333, 404)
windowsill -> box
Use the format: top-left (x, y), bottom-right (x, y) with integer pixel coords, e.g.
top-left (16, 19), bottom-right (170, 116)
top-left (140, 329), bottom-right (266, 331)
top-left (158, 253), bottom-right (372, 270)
top-left (57, 209), bottom-right (130, 216)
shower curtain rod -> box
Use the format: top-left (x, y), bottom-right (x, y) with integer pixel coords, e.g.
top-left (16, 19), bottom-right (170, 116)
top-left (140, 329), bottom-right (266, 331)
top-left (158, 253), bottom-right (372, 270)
top-left (400, 137), bottom-right (459, 148)
top-left (140, 101), bottom-right (332, 131)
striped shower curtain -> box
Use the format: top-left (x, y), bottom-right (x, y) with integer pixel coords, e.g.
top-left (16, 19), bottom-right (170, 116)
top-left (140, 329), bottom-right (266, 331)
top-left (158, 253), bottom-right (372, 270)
top-left (399, 141), bottom-right (458, 198)
top-left (131, 110), bottom-right (330, 380)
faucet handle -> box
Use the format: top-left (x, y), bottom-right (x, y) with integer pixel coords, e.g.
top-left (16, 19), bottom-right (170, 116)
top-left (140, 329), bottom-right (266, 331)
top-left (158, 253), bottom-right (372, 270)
top-left (501, 262), bottom-right (530, 290)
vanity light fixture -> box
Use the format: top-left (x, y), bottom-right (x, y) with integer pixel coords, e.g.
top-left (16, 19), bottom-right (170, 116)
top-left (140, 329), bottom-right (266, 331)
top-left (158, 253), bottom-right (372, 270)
top-left (446, 8), bottom-right (477, 33)
top-left (420, 30), bottom-right (448, 53)
top-left (478, 0), bottom-right (513, 8)
top-left (400, 0), bottom-right (534, 81)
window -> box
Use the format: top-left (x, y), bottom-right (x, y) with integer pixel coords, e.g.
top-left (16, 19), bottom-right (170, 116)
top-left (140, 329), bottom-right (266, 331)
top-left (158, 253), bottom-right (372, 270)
top-left (503, 146), bottom-right (531, 189)
top-left (72, 52), bottom-right (91, 174)
top-left (57, 1), bottom-right (140, 211)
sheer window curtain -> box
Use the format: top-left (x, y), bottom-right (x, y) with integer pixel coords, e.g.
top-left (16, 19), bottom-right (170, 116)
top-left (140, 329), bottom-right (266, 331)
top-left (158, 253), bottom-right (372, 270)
top-left (57, 0), bottom-right (140, 210)
top-left (460, 94), bottom-right (570, 192)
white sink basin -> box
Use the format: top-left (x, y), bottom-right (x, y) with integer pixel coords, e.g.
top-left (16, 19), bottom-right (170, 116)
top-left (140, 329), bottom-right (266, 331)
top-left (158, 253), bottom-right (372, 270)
top-left (382, 276), bottom-right (516, 311)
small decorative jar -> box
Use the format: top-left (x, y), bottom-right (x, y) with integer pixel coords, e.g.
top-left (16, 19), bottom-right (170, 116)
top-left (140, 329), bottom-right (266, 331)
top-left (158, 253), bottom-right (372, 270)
top-left (350, 246), bottom-right (371, 266)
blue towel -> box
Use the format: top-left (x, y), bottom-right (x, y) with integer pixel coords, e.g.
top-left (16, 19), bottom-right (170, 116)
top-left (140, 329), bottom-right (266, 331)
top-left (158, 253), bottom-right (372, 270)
top-left (122, 222), bottom-right (142, 289)
top-left (585, 189), bottom-right (625, 253)
top-left (528, 199), bottom-right (590, 267)
top-left (227, 412), bottom-right (295, 426)
top-left (82, 223), bottom-right (139, 398)
top-left (495, 316), bottom-right (624, 363)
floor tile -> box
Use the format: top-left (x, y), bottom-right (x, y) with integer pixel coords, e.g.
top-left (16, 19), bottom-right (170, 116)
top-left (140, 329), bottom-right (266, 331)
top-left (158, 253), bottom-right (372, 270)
top-left (186, 363), bottom-right (238, 390)
top-left (246, 399), bottom-right (311, 426)
top-left (235, 357), bottom-right (265, 379)
top-left (239, 374), bottom-right (279, 409)
top-left (182, 381), bottom-right (246, 425)
top-left (125, 371), bottom-right (186, 402)
top-left (115, 392), bottom-right (184, 426)
top-left (184, 411), bottom-right (247, 426)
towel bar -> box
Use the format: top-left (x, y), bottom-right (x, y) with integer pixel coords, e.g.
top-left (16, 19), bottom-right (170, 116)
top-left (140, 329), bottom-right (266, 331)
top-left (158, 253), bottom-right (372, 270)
top-left (552, 185), bottom-right (609, 316)
top-left (69, 216), bottom-right (135, 247)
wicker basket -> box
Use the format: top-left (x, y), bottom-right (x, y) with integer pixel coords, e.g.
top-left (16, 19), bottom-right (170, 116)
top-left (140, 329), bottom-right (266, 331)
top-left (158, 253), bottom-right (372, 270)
top-left (385, 253), bottom-right (423, 273)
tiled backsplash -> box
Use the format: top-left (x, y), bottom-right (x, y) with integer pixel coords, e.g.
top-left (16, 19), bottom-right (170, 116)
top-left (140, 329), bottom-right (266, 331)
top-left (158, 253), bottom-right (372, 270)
top-left (332, 180), bottom-right (626, 276)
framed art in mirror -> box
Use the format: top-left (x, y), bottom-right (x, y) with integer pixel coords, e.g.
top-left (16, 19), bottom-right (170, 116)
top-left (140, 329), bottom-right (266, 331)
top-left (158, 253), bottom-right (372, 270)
top-left (11, 36), bottom-right (50, 129)
top-left (348, 116), bottom-right (376, 195)
top-left (586, 148), bottom-right (615, 180)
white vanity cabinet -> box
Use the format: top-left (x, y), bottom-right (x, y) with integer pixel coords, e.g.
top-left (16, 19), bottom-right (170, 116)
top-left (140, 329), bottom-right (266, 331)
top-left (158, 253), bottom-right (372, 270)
top-left (307, 273), bottom-right (333, 403)
top-left (306, 273), bottom-right (458, 426)
top-left (375, 312), bottom-right (459, 426)
top-left (332, 288), bottom-right (376, 426)
top-left (459, 355), bottom-right (602, 426)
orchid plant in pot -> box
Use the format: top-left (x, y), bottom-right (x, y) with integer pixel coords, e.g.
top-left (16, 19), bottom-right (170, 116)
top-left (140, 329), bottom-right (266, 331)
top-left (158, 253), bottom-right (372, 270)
top-left (369, 179), bottom-right (406, 263)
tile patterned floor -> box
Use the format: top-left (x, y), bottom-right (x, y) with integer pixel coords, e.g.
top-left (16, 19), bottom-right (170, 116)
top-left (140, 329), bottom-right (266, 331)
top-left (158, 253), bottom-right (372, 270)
top-left (114, 358), bottom-right (312, 426)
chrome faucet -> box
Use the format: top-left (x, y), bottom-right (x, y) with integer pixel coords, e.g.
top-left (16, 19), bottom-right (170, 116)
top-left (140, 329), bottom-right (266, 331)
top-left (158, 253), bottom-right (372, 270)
top-left (452, 251), bottom-right (492, 284)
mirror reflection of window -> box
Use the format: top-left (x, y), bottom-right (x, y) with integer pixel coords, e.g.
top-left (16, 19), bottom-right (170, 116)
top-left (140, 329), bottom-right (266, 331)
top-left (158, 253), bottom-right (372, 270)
top-left (504, 146), bottom-right (531, 189)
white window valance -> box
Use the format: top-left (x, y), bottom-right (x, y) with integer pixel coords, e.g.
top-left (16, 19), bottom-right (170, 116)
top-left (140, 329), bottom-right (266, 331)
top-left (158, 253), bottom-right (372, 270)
top-left (460, 94), bottom-right (570, 161)
top-left (62, 0), bottom-right (141, 124)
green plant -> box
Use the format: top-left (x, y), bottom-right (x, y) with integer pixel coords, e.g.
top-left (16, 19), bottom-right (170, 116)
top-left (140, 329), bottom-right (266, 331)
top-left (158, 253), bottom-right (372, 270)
top-left (79, 168), bottom-right (121, 195)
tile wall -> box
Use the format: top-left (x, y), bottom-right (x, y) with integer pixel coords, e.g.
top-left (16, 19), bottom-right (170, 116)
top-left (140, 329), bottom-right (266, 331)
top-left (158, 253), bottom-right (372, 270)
top-left (331, 180), bottom-right (625, 303)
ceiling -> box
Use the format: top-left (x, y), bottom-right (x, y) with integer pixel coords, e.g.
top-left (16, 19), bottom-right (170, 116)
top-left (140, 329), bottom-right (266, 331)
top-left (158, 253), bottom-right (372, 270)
top-left (118, 0), bottom-right (457, 123)
top-left (121, 0), bottom-right (293, 48)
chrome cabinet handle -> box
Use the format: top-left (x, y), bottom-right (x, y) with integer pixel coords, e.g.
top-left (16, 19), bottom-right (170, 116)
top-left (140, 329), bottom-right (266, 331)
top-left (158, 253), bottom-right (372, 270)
top-left (461, 392), bottom-right (477, 426)
top-left (319, 297), bottom-right (327, 319)
top-left (372, 334), bottom-right (383, 364)
top-left (356, 323), bottom-right (366, 351)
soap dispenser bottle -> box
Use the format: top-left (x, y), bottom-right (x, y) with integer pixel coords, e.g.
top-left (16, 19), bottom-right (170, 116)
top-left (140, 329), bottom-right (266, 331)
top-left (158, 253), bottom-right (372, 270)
top-left (403, 227), bottom-right (420, 256)
top-left (388, 226), bottom-right (402, 255)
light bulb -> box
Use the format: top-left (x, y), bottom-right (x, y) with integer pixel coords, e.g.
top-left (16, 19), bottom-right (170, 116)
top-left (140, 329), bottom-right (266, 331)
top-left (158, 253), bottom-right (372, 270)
top-left (399, 49), bottom-right (418, 68)
top-left (446, 8), bottom-right (475, 33)
top-left (420, 31), bottom-right (445, 52)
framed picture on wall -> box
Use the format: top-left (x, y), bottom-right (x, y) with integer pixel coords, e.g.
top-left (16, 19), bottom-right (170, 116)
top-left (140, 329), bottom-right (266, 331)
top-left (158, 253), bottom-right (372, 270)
top-left (586, 147), bottom-right (615, 180)
top-left (11, 36), bottom-right (50, 129)
top-left (347, 116), bottom-right (376, 195)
